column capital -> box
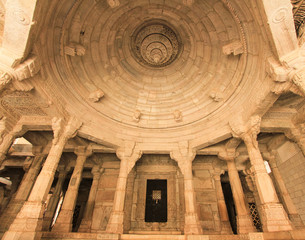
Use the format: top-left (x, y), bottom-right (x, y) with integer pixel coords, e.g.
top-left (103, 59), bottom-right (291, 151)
top-left (263, 152), bottom-right (280, 172)
top-left (116, 141), bottom-right (142, 175)
top-left (52, 116), bottom-right (82, 145)
top-left (230, 115), bottom-right (261, 140)
top-left (74, 146), bottom-right (93, 157)
top-left (91, 164), bottom-right (103, 176)
top-left (170, 141), bottom-right (196, 162)
top-left (218, 151), bottom-right (239, 162)
top-left (23, 156), bottom-right (33, 172)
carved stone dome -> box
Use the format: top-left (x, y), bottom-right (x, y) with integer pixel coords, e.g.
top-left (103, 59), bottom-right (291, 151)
top-left (37, 0), bottom-right (269, 150)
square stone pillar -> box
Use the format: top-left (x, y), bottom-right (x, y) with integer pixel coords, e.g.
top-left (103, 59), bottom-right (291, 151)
top-left (212, 169), bottom-right (233, 234)
top-left (0, 146), bottom-right (47, 233)
top-left (78, 165), bottom-right (103, 232)
top-left (264, 152), bottom-right (304, 229)
top-left (230, 115), bottom-right (292, 232)
top-left (42, 165), bottom-right (68, 231)
top-left (170, 142), bottom-right (203, 235)
top-left (2, 117), bottom-right (82, 240)
top-left (52, 146), bottom-right (92, 232)
top-left (106, 142), bottom-right (142, 234)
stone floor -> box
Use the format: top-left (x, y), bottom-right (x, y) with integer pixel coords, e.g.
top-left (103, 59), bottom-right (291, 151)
top-left (40, 230), bottom-right (305, 240)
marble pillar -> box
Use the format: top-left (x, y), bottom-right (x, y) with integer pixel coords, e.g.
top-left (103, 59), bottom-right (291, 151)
top-left (266, 153), bottom-right (304, 229)
top-left (0, 146), bottom-right (46, 233)
top-left (42, 166), bottom-right (68, 231)
top-left (2, 117), bottom-right (82, 240)
top-left (227, 160), bottom-right (256, 234)
top-left (170, 147), bottom-right (203, 235)
top-left (231, 115), bottom-right (293, 232)
top-left (213, 170), bottom-right (233, 234)
top-left (106, 145), bottom-right (142, 234)
top-left (78, 165), bottom-right (102, 232)
top-left (0, 123), bottom-right (25, 165)
top-left (52, 146), bottom-right (92, 232)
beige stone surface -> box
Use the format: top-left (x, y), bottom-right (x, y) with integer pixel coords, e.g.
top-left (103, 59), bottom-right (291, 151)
top-left (0, 0), bottom-right (305, 239)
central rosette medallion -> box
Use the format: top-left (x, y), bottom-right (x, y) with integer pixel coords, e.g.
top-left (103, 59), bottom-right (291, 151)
top-left (131, 21), bottom-right (182, 68)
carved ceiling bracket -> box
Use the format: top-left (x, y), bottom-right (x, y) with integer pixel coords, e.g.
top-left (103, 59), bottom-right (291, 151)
top-left (0, 54), bottom-right (40, 93)
top-left (266, 56), bottom-right (305, 96)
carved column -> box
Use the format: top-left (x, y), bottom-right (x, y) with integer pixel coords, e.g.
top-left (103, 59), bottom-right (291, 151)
top-left (42, 166), bottom-right (68, 231)
top-left (78, 165), bottom-right (103, 232)
top-left (0, 146), bottom-right (46, 232)
top-left (226, 159), bottom-right (255, 234)
top-left (106, 142), bottom-right (142, 234)
top-left (231, 116), bottom-right (292, 232)
top-left (0, 121), bottom-right (26, 165)
top-left (264, 152), bottom-right (304, 229)
top-left (170, 142), bottom-right (203, 235)
top-left (52, 146), bottom-right (92, 232)
top-left (213, 169), bottom-right (233, 234)
top-left (2, 117), bottom-right (82, 240)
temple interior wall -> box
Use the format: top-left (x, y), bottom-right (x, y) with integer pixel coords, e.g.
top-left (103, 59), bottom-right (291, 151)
top-left (275, 140), bottom-right (305, 223)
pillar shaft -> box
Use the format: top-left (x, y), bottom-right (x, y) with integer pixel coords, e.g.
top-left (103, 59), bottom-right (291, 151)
top-left (106, 145), bottom-right (142, 234)
top-left (0, 148), bottom-right (45, 233)
top-left (227, 160), bottom-right (255, 234)
top-left (78, 166), bottom-right (102, 232)
top-left (243, 133), bottom-right (292, 232)
top-left (52, 147), bottom-right (91, 232)
top-left (213, 173), bottom-right (232, 234)
top-left (170, 148), bottom-right (203, 235)
top-left (268, 158), bottom-right (304, 228)
top-left (42, 169), bottom-right (67, 231)
top-left (2, 117), bottom-right (82, 240)
top-left (106, 158), bottom-right (129, 234)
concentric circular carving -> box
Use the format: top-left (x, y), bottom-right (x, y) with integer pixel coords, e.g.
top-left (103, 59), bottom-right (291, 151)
top-left (131, 21), bottom-right (181, 67)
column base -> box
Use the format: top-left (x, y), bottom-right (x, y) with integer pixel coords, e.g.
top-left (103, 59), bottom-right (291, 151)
top-left (78, 219), bottom-right (92, 232)
top-left (184, 213), bottom-right (203, 235)
top-left (51, 209), bottom-right (73, 232)
top-left (2, 201), bottom-right (44, 240)
top-left (289, 214), bottom-right (304, 229)
top-left (260, 203), bottom-right (293, 232)
top-left (220, 221), bottom-right (233, 234)
top-left (106, 211), bottom-right (124, 234)
top-left (236, 214), bottom-right (256, 234)
top-left (0, 199), bottom-right (25, 233)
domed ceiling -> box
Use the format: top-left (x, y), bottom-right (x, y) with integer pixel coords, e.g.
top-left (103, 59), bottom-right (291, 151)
top-left (37, 0), bottom-right (270, 150)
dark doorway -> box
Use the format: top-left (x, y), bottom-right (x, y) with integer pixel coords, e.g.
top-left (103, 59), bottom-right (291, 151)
top-left (221, 173), bottom-right (237, 234)
top-left (145, 179), bottom-right (167, 222)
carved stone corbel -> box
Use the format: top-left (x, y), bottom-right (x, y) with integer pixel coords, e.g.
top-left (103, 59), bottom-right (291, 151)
top-left (64, 42), bottom-right (86, 56)
top-left (107, 0), bottom-right (120, 8)
top-left (222, 40), bottom-right (244, 56)
top-left (182, 0), bottom-right (194, 6)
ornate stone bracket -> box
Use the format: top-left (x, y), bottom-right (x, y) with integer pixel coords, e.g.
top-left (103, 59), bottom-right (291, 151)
top-left (52, 116), bottom-right (82, 145)
top-left (88, 89), bottom-right (104, 102)
top-left (230, 115), bottom-right (261, 149)
top-left (170, 141), bottom-right (196, 176)
top-left (222, 40), bottom-right (244, 56)
top-left (267, 56), bottom-right (305, 96)
top-left (182, 0), bottom-right (194, 6)
top-left (64, 42), bottom-right (86, 56)
top-left (116, 141), bottom-right (142, 175)
top-left (0, 55), bottom-right (40, 93)
top-left (107, 0), bottom-right (120, 8)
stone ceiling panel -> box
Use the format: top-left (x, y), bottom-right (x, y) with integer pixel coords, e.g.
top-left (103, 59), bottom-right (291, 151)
top-left (32, 0), bottom-right (273, 151)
